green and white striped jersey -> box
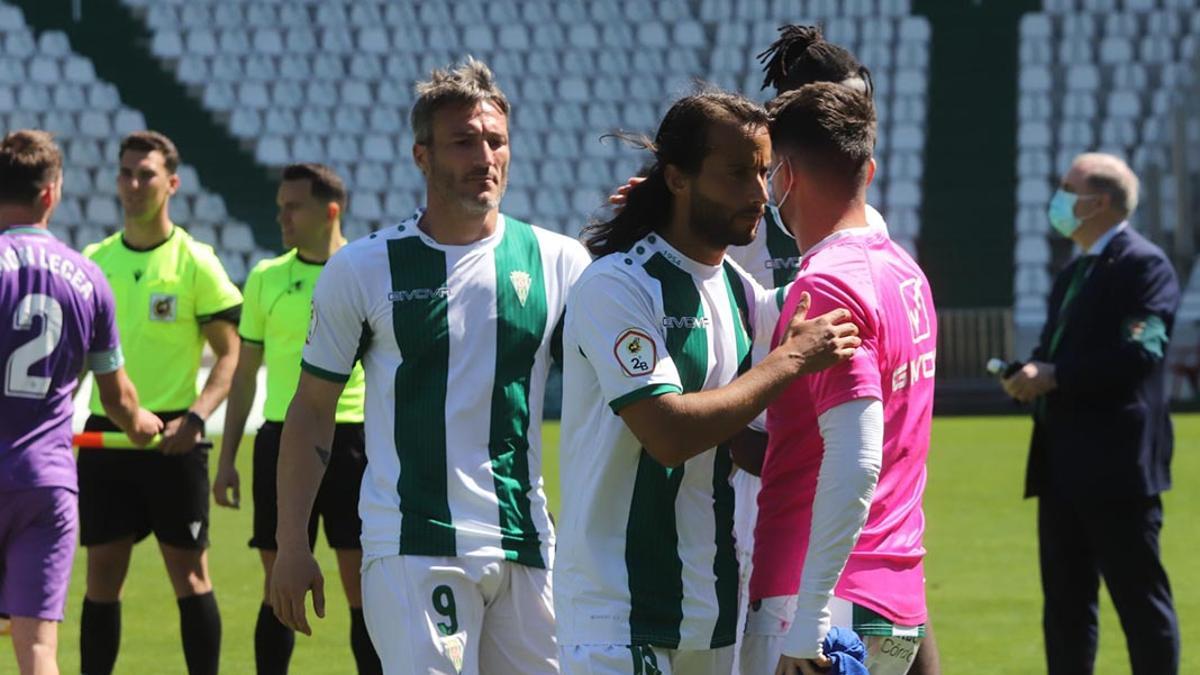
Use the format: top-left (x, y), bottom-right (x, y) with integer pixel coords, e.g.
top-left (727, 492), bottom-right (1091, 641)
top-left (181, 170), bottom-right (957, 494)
top-left (556, 233), bottom-right (782, 650)
top-left (301, 211), bottom-right (590, 567)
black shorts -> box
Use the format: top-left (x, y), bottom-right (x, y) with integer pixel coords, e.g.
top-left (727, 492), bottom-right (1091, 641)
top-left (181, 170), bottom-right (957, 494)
top-left (250, 421), bottom-right (367, 551)
top-left (78, 412), bottom-right (210, 549)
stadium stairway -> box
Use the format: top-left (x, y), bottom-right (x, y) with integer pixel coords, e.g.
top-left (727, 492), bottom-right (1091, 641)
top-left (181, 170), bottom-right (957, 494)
top-left (914, 0), bottom-right (1040, 310)
top-left (13, 0), bottom-right (282, 253)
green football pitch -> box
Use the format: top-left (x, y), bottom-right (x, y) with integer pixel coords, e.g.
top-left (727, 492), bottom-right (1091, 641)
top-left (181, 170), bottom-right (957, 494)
top-left (3, 415), bottom-right (1197, 674)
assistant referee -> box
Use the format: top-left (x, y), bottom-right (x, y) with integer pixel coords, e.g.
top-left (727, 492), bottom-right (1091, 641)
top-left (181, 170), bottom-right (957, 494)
top-left (78, 131), bottom-right (241, 675)
top-left (214, 163), bottom-right (380, 675)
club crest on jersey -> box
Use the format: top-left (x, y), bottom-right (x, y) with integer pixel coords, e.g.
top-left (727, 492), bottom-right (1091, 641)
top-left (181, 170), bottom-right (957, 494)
top-left (149, 293), bottom-right (177, 322)
top-left (509, 270), bottom-right (532, 307)
top-left (614, 328), bottom-right (656, 377)
top-left (388, 286), bottom-right (450, 302)
top-left (899, 278), bottom-right (932, 344)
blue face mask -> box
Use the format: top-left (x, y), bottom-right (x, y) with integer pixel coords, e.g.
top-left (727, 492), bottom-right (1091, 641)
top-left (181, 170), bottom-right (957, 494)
top-left (1048, 189), bottom-right (1095, 238)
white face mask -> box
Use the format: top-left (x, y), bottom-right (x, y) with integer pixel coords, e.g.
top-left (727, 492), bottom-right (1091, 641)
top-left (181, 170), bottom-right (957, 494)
top-left (767, 157), bottom-right (792, 211)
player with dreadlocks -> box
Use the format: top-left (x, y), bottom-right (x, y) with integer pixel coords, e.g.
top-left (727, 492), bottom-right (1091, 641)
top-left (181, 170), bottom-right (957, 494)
top-left (556, 89), bottom-right (861, 674)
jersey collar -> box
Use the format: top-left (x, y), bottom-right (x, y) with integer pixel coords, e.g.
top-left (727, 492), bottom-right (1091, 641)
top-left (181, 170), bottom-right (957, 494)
top-left (403, 207), bottom-right (506, 252)
top-left (801, 223), bottom-right (875, 262)
top-left (0, 225), bottom-right (54, 238)
top-left (121, 224), bottom-right (177, 252)
top-left (643, 232), bottom-right (723, 280)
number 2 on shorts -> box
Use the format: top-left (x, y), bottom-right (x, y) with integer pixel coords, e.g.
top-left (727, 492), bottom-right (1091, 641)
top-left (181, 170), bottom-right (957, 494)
top-left (431, 584), bottom-right (458, 636)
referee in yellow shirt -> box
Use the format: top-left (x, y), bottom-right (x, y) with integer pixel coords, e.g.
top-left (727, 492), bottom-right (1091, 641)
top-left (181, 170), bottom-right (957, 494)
top-left (214, 164), bottom-right (379, 674)
top-left (78, 131), bottom-right (241, 675)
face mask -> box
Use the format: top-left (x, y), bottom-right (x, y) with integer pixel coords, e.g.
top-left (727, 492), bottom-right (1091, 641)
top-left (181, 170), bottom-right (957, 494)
top-left (1048, 189), bottom-right (1085, 238)
top-left (768, 158), bottom-right (792, 211)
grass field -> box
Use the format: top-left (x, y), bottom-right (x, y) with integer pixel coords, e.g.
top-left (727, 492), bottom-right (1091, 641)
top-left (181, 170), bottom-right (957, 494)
top-left (3, 415), bottom-right (1196, 673)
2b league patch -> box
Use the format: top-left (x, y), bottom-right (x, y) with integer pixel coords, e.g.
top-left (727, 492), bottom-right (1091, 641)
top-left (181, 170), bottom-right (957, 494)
top-left (614, 328), bottom-right (656, 377)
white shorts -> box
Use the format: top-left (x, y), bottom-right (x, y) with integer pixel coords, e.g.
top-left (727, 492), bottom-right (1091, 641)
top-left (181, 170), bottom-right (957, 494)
top-left (740, 595), bottom-right (923, 675)
top-left (362, 555), bottom-right (557, 675)
top-left (729, 469), bottom-right (760, 675)
top-left (560, 644), bottom-right (734, 675)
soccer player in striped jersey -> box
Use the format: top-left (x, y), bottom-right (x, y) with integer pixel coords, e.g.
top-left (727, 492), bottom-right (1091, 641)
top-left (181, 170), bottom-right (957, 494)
top-left (269, 59), bottom-right (590, 675)
top-left (0, 130), bottom-right (161, 675)
top-left (556, 90), bottom-right (860, 675)
top-left (743, 84), bottom-right (936, 675)
top-left (214, 164), bottom-right (380, 674)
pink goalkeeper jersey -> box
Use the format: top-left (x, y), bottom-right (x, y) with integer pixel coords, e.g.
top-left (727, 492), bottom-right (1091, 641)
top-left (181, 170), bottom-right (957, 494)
top-left (751, 225), bottom-right (936, 626)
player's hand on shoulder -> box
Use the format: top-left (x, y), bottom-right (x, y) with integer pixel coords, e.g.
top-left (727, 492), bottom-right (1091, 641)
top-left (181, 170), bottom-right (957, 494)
top-left (213, 461), bottom-right (240, 508)
top-left (776, 291), bottom-right (861, 375)
top-left (776, 654), bottom-right (833, 675)
top-left (607, 175), bottom-right (646, 208)
top-left (127, 408), bottom-right (163, 448)
top-left (160, 413), bottom-right (203, 455)
top-left (269, 546), bottom-right (326, 636)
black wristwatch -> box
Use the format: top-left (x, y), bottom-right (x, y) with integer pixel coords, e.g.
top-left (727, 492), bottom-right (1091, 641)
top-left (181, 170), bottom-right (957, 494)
top-left (185, 410), bottom-right (206, 430)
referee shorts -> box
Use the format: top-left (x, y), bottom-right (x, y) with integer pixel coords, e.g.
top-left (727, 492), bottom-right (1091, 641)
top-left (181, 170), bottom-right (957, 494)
top-left (250, 421), bottom-right (366, 551)
top-left (78, 411), bottom-right (210, 550)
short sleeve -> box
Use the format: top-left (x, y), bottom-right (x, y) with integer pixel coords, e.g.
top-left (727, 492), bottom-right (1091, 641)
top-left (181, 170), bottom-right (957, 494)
top-left (87, 270), bottom-right (123, 374)
top-left (780, 273), bottom-right (882, 416)
top-left (238, 263), bottom-right (267, 344)
top-left (301, 250), bottom-right (366, 383)
top-left (747, 274), bottom-right (786, 354)
top-left (568, 272), bottom-right (682, 413)
top-left (192, 246), bottom-right (244, 318)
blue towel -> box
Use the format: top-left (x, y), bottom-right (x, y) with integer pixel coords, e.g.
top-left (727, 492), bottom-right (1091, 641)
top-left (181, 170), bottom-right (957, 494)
top-left (822, 626), bottom-right (870, 674)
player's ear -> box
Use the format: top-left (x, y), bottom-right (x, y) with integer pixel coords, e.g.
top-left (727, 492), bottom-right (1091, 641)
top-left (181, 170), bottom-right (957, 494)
top-left (864, 158), bottom-right (876, 189)
top-left (663, 164), bottom-right (689, 197)
top-left (413, 142), bottom-right (430, 178)
top-left (167, 171), bottom-right (180, 195)
top-left (327, 201), bottom-right (340, 223)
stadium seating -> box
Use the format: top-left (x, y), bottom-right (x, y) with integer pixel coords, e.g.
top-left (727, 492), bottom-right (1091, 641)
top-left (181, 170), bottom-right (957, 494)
top-left (1015, 1), bottom-right (1198, 332)
top-left (698, 0), bottom-right (931, 255)
top-left (121, 0), bottom-right (932, 250)
top-left (0, 5), bottom-right (263, 281)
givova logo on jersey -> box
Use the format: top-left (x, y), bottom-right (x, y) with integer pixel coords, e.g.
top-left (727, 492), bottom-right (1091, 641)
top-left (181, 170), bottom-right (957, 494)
top-left (892, 276), bottom-right (936, 392)
top-left (899, 277), bottom-right (932, 344)
top-left (388, 286), bottom-right (451, 302)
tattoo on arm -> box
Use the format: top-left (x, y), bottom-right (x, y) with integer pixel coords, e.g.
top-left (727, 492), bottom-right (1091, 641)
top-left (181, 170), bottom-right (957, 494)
top-left (314, 445), bottom-right (331, 466)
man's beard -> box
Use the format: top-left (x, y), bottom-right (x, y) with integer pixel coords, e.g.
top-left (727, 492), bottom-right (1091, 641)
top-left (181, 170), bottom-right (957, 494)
top-left (428, 159), bottom-right (506, 215)
top-left (689, 191), bottom-right (760, 250)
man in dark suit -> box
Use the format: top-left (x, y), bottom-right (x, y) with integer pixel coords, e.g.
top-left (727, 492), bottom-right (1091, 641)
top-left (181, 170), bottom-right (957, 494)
top-left (1003, 152), bottom-right (1181, 675)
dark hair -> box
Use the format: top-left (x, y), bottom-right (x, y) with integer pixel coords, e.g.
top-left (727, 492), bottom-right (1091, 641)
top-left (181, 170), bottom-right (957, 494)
top-left (0, 129), bottom-right (62, 205)
top-left (584, 90), bottom-right (769, 257)
top-left (119, 130), bottom-right (180, 174)
top-left (411, 57), bottom-right (510, 145)
top-left (758, 24), bottom-right (873, 98)
top-left (769, 83), bottom-right (876, 191)
top-left (281, 162), bottom-right (347, 210)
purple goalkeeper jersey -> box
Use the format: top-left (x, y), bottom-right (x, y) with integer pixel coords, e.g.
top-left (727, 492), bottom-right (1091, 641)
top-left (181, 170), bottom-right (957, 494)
top-left (0, 226), bottom-right (121, 492)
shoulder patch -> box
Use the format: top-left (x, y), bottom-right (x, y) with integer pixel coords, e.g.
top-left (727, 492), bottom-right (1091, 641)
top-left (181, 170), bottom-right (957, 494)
top-left (614, 328), bottom-right (656, 377)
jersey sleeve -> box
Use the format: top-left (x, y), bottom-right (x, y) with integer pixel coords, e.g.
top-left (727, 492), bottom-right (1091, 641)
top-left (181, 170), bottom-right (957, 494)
top-left (301, 250), bottom-right (366, 383)
top-left (192, 246), bottom-right (244, 319)
top-left (86, 269), bottom-right (124, 375)
top-left (784, 397), bottom-right (883, 659)
top-left (568, 271), bottom-right (682, 413)
top-left (780, 272), bottom-right (883, 415)
top-left (550, 239), bottom-right (594, 365)
top-left (237, 263), bottom-right (267, 344)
